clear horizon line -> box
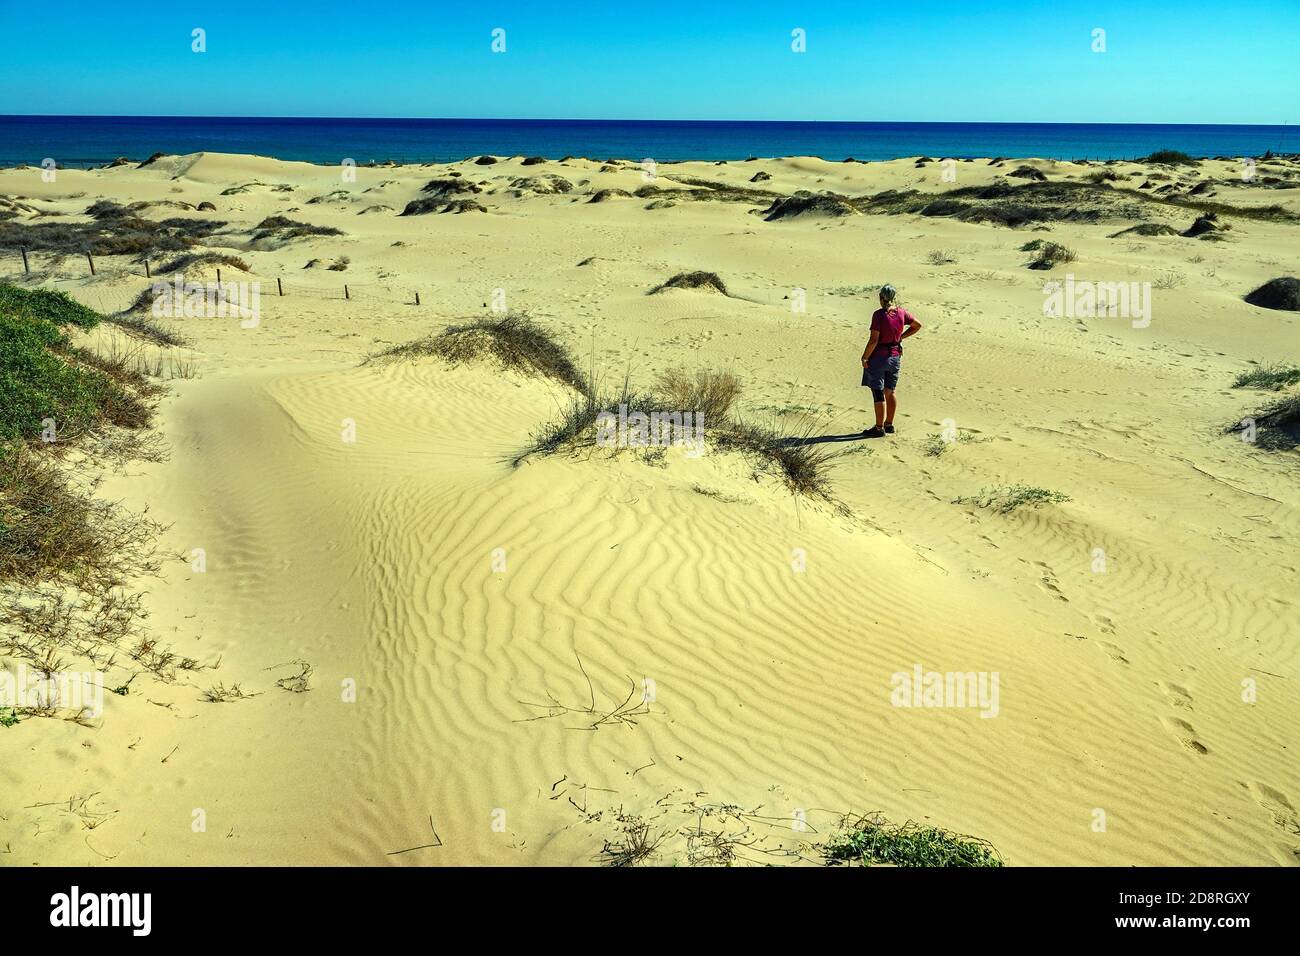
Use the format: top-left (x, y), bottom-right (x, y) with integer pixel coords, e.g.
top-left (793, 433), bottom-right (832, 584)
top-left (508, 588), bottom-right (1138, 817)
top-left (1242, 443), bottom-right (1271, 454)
top-left (0, 113), bottom-right (1291, 128)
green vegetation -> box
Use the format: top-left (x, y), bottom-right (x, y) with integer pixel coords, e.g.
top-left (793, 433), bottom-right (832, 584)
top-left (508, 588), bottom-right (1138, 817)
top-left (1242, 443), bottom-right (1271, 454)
top-left (1230, 393), bottom-right (1300, 451)
top-left (1233, 363), bottom-right (1300, 390)
top-left (922, 431), bottom-right (989, 457)
top-left (649, 270), bottom-right (730, 296)
top-left (1028, 241), bottom-right (1076, 270)
top-left (824, 813), bottom-right (1004, 867)
top-left (519, 367), bottom-right (845, 504)
top-left (0, 284), bottom-right (189, 727)
top-left (955, 484), bottom-right (1071, 514)
top-left (0, 284), bottom-right (100, 329)
top-left (366, 311), bottom-right (584, 389)
top-left (1143, 149), bottom-right (1198, 165)
top-left (369, 313), bottom-right (845, 505)
top-left (0, 284), bottom-right (151, 443)
top-left (0, 208), bottom-right (227, 257)
top-left (0, 283), bottom-right (160, 587)
top-left (250, 216), bottom-right (343, 241)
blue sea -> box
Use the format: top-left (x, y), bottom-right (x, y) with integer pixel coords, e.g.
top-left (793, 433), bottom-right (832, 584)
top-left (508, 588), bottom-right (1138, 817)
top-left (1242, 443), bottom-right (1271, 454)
top-left (0, 116), bottom-right (1293, 167)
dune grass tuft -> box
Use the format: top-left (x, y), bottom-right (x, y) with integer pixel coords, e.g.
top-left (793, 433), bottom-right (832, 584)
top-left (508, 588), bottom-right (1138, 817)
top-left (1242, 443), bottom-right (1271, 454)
top-left (250, 216), bottom-right (343, 242)
top-left (649, 271), bottom-right (730, 295)
top-left (367, 311), bottom-right (584, 389)
top-left (1230, 393), bottom-right (1300, 451)
top-left (376, 311), bottom-right (844, 503)
top-left (1144, 149), bottom-right (1198, 166)
top-left (824, 813), bottom-right (1004, 867)
top-left (1027, 241), bottom-right (1076, 270)
top-left (955, 484), bottom-right (1071, 513)
top-left (516, 367), bottom-right (844, 504)
top-left (1233, 362), bottom-right (1300, 390)
top-left (654, 367), bottom-right (741, 421)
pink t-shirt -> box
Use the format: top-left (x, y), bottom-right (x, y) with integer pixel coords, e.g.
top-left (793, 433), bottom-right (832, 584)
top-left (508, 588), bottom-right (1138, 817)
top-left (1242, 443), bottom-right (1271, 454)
top-left (870, 307), bottom-right (912, 358)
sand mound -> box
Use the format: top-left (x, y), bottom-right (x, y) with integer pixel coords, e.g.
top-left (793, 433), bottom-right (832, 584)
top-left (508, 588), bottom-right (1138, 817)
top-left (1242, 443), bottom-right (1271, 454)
top-left (763, 193), bottom-right (859, 220)
top-left (1182, 213), bottom-right (1228, 239)
top-left (1108, 223), bottom-right (1180, 238)
top-left (587, 188), bottom-right (631, 203)
top-left (399, 198), bottom-right (487, 215)
top-left (509, 175), bottom-right (574, 196)
top-left (1244, 277), bottom-right (1300, 311)
top-left (648, 271), bottom-right (729, 295)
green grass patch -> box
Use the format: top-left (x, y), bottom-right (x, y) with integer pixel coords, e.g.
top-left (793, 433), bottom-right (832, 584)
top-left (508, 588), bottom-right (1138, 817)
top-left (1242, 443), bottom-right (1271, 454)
top-left (824, 813), bottom-right (1003, 867)
top-left (955, 484), bottom-right (1071, 514)
top-left (0, 284), bottom-right (100, 330)
top-left (1233, 363), bottom-right (1300, 390)
top-left (0, 290), bottom-right (150, 443)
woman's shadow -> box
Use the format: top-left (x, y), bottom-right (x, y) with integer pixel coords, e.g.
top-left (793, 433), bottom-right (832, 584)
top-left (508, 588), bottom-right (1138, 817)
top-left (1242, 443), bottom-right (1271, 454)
top-left (777, 430), bottom-right (870, 447)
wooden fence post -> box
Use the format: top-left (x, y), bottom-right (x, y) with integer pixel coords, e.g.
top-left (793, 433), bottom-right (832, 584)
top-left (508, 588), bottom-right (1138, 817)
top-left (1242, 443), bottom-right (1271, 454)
top-left (21, 247), bottom-right (29, 274)
top-left (144, 258), bottom-right (151, 278)
top-left (86, 252), bottom-right (96, 276)
top-left (344, 284), bottom-right (350, 301)
top-left (415, 291), bottom-right (420, 306)
top-left (277, 277), bottom-right (284, 297)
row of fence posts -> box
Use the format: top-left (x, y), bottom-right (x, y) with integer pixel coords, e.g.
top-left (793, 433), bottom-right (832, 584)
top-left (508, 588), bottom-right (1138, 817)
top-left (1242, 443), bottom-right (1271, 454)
top-left (12, 246), bottom-right (424, 305)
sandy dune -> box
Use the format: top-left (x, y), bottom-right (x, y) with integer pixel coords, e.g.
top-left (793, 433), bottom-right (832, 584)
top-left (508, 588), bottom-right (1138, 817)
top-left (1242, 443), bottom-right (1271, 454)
top-left (2, 151), bottom-right (1298, 866)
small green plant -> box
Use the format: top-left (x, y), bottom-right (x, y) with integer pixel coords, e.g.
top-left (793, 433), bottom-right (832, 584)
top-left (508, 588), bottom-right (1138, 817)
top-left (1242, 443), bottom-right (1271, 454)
top-left (922, 431), bottom-right (989, 457)
top-left (1233, 362), bottom-right (1300, 390)
top-left (956, 484), bottom-right (1071, 513)
top-left (201, 682), bottom-right (256, 703)
top-left (823, 813), bottom-right (1003, 867)
top-left (1028, 241), bottom-right (1076, 270)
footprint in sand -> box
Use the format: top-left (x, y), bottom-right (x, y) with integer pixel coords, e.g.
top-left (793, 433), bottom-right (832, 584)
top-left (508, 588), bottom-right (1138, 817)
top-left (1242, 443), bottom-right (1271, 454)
top-left (1159, 681), bottom-right (1193, 709)
top-left (1246, 781), bottom-right (1298, 829)
top-left (1036, 567), bottom-right (1069, 603)
top-left (1160, 716), bottom-right (1209, 754)
top-left (1244, 782), bottom-right (1300, 865)
top-left (1099, 641), bottom-right (1129, 665)
top-left (1092, 614), bottom-right (1117, 635)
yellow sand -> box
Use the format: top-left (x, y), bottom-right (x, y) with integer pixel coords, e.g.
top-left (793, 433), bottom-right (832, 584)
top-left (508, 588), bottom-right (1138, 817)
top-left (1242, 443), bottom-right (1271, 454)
top-left (2, 152), bottom-right (1298, 866)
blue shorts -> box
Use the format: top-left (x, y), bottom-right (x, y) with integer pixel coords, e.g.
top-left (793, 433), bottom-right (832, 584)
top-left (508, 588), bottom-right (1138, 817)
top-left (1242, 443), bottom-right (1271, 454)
top-left (862, 354), bottom-right (901, 392)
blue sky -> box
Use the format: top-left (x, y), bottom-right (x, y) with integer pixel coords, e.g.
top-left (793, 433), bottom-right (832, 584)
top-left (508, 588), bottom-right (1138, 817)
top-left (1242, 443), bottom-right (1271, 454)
top-left (0, 0), bottom-right (1294, 123)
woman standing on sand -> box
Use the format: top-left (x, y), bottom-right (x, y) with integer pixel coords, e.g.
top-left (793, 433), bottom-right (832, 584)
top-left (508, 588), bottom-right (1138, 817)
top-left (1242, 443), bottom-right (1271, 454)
top-left (861, 284), bottom-right (921, 438)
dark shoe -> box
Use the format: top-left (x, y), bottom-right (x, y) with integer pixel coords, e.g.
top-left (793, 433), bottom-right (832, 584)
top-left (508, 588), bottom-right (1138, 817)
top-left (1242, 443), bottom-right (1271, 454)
top-left (863, 426), bottom-right (886, 438)
top-left (884, 423), bottom-right (895, 434)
